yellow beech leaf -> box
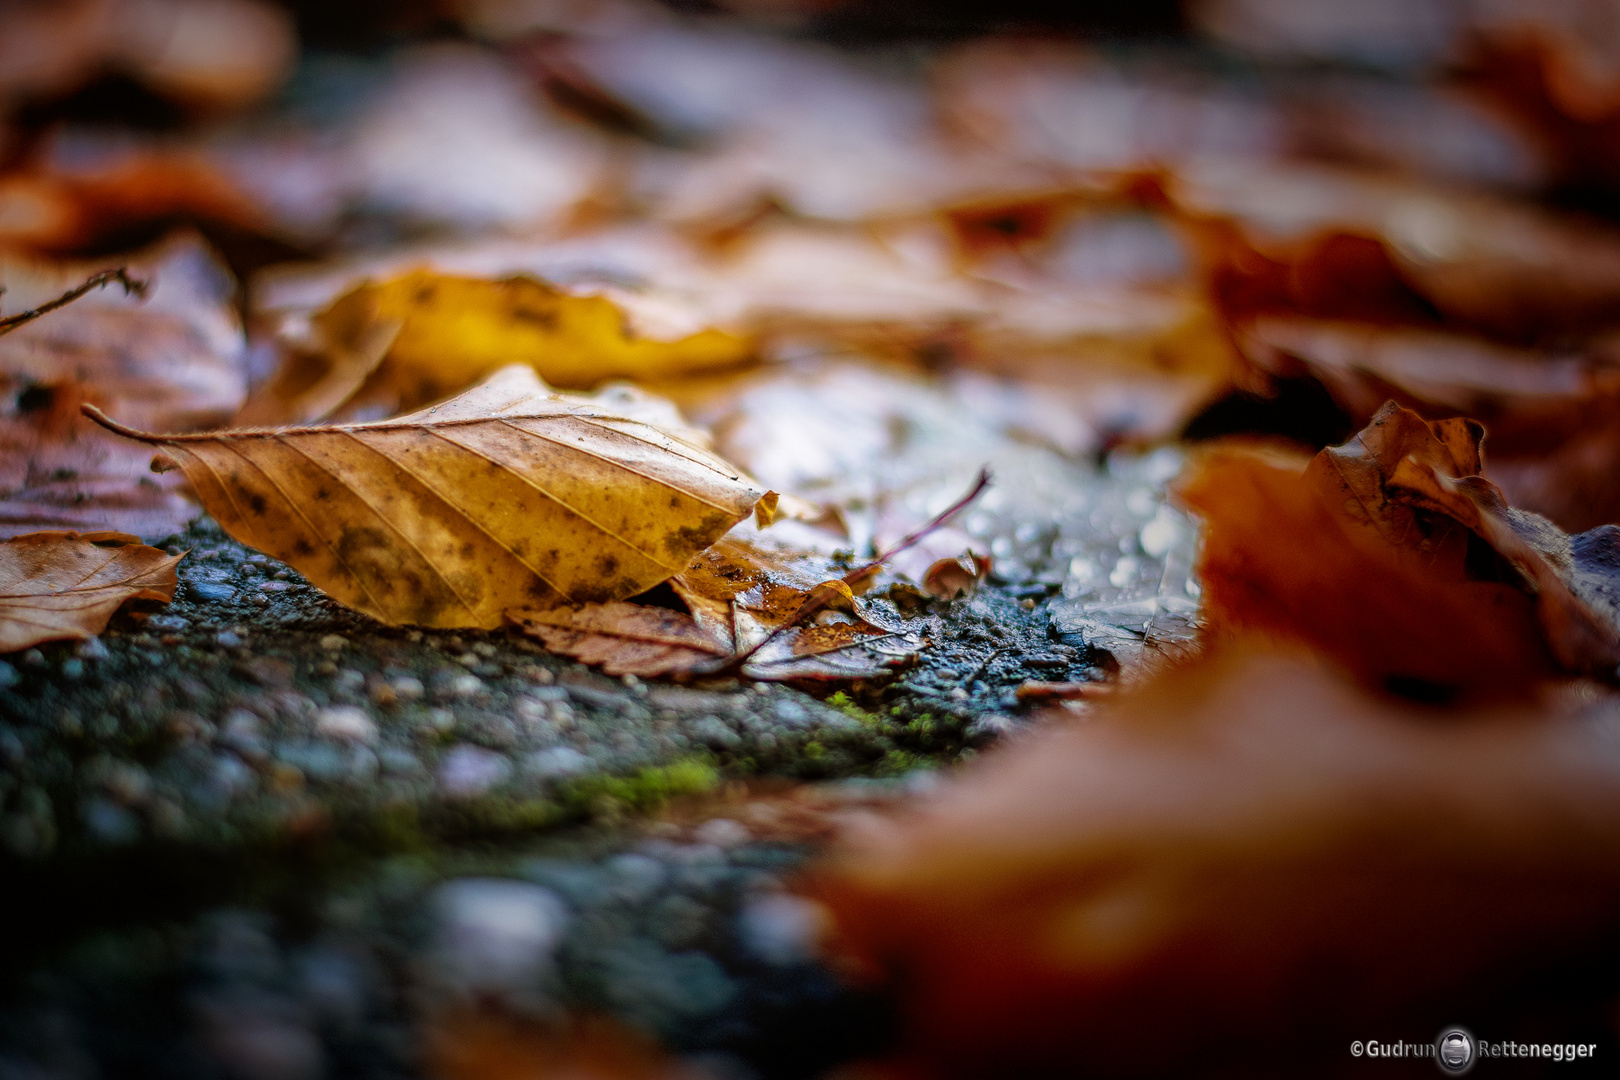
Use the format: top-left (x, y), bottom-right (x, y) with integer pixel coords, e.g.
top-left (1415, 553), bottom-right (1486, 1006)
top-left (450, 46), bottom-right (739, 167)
top-left (84, 365), bottom-right (763, 629)
top-left (276, 270), bottom-right (755, 423)
top-left (0, 530), bottom-right (180, 652)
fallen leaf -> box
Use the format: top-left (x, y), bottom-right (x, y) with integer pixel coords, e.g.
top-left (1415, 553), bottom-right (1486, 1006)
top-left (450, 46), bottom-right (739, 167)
top-left (1236, 315), bottom-right (1620, 532)
top-left (247, 269), bottom-right (753, 424)
top-left (514, 536), bottom-right (929, 682)
top-left (0, 236), bottom-right (246, 539)
top-left (0, 0), bottom-right (294, 116)
top-left (920, 552), bottom-right (990, 600)
top-left (425, 1009), bottom-right (714, 1080)
top-left (86, 365), bottom-right (763, 629)
top-left (1164, 158), bottom-right (1620, 342)
top-left (1178, 402), bottom-right (1620, 696)
top-left (811, 645), bottom-right (1620, 1078)
top-left (0, 530), bottom-right (180, 652)
top-left (514, 600), bottom-right (730, 678)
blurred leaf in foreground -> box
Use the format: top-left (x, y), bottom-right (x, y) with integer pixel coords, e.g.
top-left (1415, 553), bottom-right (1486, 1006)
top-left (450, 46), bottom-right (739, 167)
top-left (811, 645), bottom-right (1620, 1078)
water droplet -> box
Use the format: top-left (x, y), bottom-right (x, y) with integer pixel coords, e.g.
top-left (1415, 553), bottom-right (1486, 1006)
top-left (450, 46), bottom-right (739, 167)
top-left (1109, 557), bottom-right (1140, 588)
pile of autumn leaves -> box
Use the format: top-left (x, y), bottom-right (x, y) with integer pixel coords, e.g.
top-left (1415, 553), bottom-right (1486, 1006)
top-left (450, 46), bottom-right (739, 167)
top-left (0, 261), bottom-right (956, 681)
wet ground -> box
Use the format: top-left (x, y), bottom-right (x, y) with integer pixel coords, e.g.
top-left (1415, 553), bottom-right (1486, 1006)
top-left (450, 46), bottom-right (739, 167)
top-left (0, 441), bottom-right (1195, 1079)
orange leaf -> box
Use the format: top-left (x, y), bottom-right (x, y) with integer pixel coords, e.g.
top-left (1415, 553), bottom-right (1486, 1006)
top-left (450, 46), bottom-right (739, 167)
top-left (0, 530), bottom-right (180, 652)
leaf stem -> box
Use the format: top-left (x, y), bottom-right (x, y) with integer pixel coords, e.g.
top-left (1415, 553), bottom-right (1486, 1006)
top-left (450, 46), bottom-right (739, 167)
top-left (0, 268), bottom-right (148, 338)
top-left (708, 467), bottom-right (993, 678)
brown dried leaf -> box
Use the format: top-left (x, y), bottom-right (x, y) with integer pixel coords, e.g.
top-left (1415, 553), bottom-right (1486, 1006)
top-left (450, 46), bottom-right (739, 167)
top-left (86, 365), bottom-right (763, 629)
top-left (514, 536), bottom-right (927, 682)
top-left (921, 552), bottom-right (990, 601)
top-left (810, 646), bottom-right (1620, 1077)
top-left (425, 1009), bottom-right (714, 1080)
top-left (0, 530), bottom-right (180, 652)
top-left (1237, 315), bottom-right (1620, 532)
top-left (0, 237), bottom-right (246, 539)
top-left (513, 601), bottom-right (731, 678)
top-left (1179, 402), bottom-right (1620, 696)
top-left (1165, 159), bottom-right (1620, 341)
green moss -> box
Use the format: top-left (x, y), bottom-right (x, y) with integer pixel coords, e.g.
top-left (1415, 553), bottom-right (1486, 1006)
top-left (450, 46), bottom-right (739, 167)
top-left (878, 749), bottom-right (923, 775)
top-left (559, 756), bottom-right (719, 816)
top-left (803, 741), bottom-right (825, 760)
top-left (827, 691), bottom-right (882, 727)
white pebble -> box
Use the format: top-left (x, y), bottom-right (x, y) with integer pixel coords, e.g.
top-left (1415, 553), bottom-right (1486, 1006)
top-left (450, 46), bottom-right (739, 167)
top-left (315, 706), bottom-right (378, 744)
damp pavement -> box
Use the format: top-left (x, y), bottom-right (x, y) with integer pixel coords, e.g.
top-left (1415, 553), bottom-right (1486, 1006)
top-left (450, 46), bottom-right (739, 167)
top-left (0, 449), bottom-right (1196, 1080)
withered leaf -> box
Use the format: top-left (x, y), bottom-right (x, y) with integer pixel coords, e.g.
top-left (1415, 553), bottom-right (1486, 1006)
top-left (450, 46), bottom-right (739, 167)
top-left (811, 646), bottom-right (1620, 1078)
top-left (1179, 402), bottom-right (1620, 696)
top-left (248, 270), bottom-right (754, 425)
top-left (514, 537), bottom-right (927, 682)
top-left (1165, 159), bottom-right (1620, 340)
top-left (0, 530), bottom-right (180, 652)
top-left (1237, 315), bottom-right (1620, 532)
top-left (515, 600), bottom-right (730, 678)
top-left (87, 365), bottom-right (763, 629)
top-left (0, 237), bottom-right (248, 540)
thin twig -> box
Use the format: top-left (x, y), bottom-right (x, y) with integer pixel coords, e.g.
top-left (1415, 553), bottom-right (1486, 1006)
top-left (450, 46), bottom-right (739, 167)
top-left (0, 268), bottom-right (148, 338)
top-left (707, 467), bottom-right (993, 678)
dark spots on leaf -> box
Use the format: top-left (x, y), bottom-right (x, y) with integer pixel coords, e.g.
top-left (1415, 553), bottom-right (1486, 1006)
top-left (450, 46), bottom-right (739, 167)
top-left (315, 487), bottom-right (331, 501)
top-left (249, 493), bottom-right (268, 516)
top-left (510, 304), bottom-right (558, 330)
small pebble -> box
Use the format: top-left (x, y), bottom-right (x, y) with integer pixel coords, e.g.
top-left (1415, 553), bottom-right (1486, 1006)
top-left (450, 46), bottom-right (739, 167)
top-left (332, 668), bottom-right (365, 693)
top-left (693, 818), bottom-right (750, 848)
top-left (432, 878), bottom-right (567, 994)
top-left (437, 745), bottom-right (512, 797)
top-left (0, 660), bottom-right (17, 688)
top-left (737, 894), bottom-right (828, 966)
top-left (22, 649), bottom-right (45, 667)
top-left (189, 582), bottom-right (236, 602)
top-left (1020, 597), bottom-right (1036, 610)
top-left (525, 745), bottom-right (591, 780)
top-left (215, 630), bottom-right (243, 648)
top-left (449, 673), bottom-right (484, 697)
top-left (60, 658), bottom-right (84, 681)
top-left (76, 636), bottom-right (110, 662)
top-left (319, 634), bottom-right (348, 652)
top-left (391, 675), bottom-right (425, 702)
top-left (315, 705), bottom-right (378, 744)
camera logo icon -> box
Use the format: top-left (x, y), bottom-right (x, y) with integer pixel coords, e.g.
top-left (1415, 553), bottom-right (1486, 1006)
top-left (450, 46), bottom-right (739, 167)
top-left (1436, 1027), bottom-right (1476, 1075)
